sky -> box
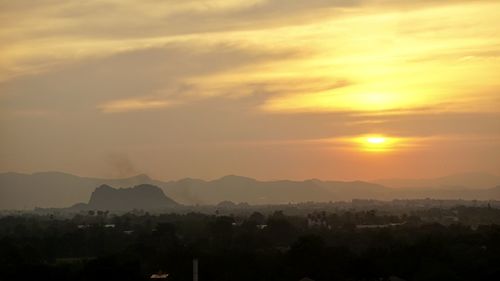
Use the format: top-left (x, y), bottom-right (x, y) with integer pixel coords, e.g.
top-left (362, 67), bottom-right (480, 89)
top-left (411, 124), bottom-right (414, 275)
top-left (0, 0), bottom-right (499, 181)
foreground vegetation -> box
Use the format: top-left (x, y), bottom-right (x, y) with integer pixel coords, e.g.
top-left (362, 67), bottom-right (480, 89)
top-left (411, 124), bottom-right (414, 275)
top-left (1, 206), bottom-right (500, 281)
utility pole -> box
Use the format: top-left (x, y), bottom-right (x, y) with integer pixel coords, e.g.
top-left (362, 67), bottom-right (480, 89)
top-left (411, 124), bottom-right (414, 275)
top-left (193, 259), bottom-right (198, 281)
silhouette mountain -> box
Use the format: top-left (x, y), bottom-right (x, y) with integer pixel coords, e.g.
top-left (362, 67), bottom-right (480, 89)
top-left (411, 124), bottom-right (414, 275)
top-left (86, 184), bottom-right (177, 210)
top-left (1, 171), bottom-right (500, 209)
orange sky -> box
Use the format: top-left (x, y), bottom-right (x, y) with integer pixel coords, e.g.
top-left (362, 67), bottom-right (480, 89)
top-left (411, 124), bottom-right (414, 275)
top-left (1, 0), bottom-right (499, 180)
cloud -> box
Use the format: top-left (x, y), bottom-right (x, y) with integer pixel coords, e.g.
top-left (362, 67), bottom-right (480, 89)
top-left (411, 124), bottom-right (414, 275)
top-left (98, 98), bottom-right (173, 113)
top-left (0, 0), bottom-right (359, 41)
top-left (0, 41), bottom-right (301, 114)
top-left (0, 0), bottom-right (483, 45)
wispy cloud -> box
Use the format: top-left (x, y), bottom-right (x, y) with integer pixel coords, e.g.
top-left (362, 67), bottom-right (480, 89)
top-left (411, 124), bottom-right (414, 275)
top-left (98, 98), bottom-right (173, 113)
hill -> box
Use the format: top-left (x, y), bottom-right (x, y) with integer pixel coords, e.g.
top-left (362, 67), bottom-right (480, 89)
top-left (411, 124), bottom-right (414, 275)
top-left (84, 184), bottom-right (178, 210)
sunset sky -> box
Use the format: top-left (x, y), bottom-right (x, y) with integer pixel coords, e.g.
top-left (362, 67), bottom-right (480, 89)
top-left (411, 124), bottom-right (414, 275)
top-left (1, 0), bottom-right (499, 181)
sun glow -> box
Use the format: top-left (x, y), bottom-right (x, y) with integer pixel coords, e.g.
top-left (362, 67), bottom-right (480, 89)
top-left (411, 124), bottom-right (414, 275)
top-left (355, 135), bottom-right (400, 152)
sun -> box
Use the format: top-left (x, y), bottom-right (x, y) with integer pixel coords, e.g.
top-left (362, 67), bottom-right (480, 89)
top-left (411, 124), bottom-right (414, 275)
top-left (366, 136), bottom-right (387, 144)
top-left (354, 135), bottom-right (399, 152)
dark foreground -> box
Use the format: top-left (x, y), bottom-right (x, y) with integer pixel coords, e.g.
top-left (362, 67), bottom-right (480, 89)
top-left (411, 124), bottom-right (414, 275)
top-left (1, 205), bottom-right (500, 281)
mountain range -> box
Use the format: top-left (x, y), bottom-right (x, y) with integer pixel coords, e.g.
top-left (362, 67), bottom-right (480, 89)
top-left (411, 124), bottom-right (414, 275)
top-left (0, 171), bottom-right (499, 209)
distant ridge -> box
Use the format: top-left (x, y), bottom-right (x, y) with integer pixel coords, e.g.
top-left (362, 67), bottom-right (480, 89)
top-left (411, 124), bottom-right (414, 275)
top-left (374, 172), bottom-right (500, 189)
top-left (1, 171), bottom-right (500, 209)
